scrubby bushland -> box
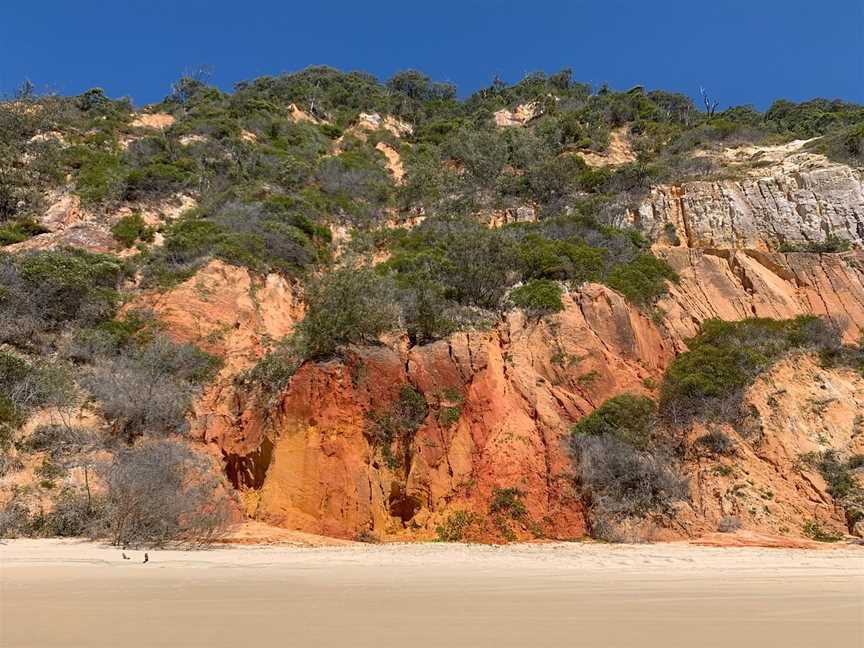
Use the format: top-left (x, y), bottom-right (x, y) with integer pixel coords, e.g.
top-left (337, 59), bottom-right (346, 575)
top-left (435, 510), bottom-right (479, 542)
top-left (80, 335), bottom-right (220, 440)
top-left (242, 211), bottom-right (678, 396)
top-left (103, 438), bottom-right (235, 547)
top-left (570, 434), bottom-right (687, 540)
top-left (111, 212), bottom-right (154, 248)
top-left (293, 266), bottom-right (400, 357)
top-left (571, 394), bottom-right (657, 450)
top-left (659, 316), bottom-right (856, 425)
top-left (4, 70), bottom-right (861, 227)
top-left (777, 235), bottom-right (852, 254)
top-left (695, 429), bottom-right (735, 455)
top-left (142, 198), bottom-right (331, 287)
top-left (509, 280), bottom-right (564, 316)
top-left (0, 351), bottom-right (75, 432)
top-left (569, 393), bottom-right (687, 541)
top-left (0, 249), bottom-right (125, 347)
top-left (377, 212), bottom-right (677, 328)
top-left (0, 218), bottom-right (48, 246)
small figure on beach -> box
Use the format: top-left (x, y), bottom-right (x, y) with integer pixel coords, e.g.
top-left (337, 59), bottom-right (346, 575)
top-left (143, 553), bottom-right (149, 564)
top-left (122, 552), bottom-right (130, 560)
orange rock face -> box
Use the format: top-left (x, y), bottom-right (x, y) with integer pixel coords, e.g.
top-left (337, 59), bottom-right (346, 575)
top-left (209, 288), bottom-right (673, 541)
top-left (680, 355), bottom-right (864, 540)
top-left (126, 158), bottom-right (864, 544)
top-left (189, 246), bottom-right (864, 543)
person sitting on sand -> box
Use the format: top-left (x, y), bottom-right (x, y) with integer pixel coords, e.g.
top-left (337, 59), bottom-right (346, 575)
top-left (143, 553), bottom-right (149, 564)
top-left (122, 552), bottom-right (130, 560)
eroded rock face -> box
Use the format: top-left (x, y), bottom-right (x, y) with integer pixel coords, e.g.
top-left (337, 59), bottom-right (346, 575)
top-left (577, 127), bottom-right (636, 168)
top-left (680, 355), bottom-right (864, 539)
top-left (204, 245), bottom-right (864, 542)
top-left (620, 159), bottom-right (864, 250)
top-left (494, 102), bottom-right (541, 128)
top-left (375, 141), bottom-right (405, 183)
top-left (128, 260), bottom-right (305, 451)
top-left (356, 112), bottom-right (413, 138)
top-left (658, 248), bottom-right (864, 344)
top-left (211, 287), bottom-right (671, 541)
top-left (130, 113), bottom-right (176, 130)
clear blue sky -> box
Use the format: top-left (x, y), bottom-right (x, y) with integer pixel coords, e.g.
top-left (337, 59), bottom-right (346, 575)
top-left (3, 0), bottom-right (862, 109)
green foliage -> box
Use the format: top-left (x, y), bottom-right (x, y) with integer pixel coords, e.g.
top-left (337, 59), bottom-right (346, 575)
top-left (318, 123), bottom-right (342, 139)
top-left (0, 249), bottom-right (124, 347)
top-left (660, 316), bottom-right (848, 422)
top-left (295, 267), bottom-right (400, 357)
top-left (518, 235), bottom-right (605, 284)
top-left (489, 487), bottom-right (527, 519)
top-left (509, 280), bottom-right (564, 315)
top-left (144, 199), bottom-right (327, 286)
top-left (571, 394), bottom-right (657, 450)
top-left (379, 213), bottom-right (673, 327)
top-left (111, 213), bottom-right (154, 248)
top-left (776, 235), bottom-right (852, 253)
top-left (0, 218), bottom-right (48, 246)
top-left (240, 339), bottom-right (302, 403)
top-left (606, 253), bottom-right (679, 306)
top-left (0, 351), bottom-right (75, 429)
top-left (764, 99), bottom-right (864, 138)
top-left (800, 450), bottom-right (858, 499)
top-left (367, 385), bottom-right (428, 471)
top-left (437, 406), bottom-right (461, 427)
top-left (70, 148), bottom-right (127, 206)
top-left (802, 520), bottom-right (843, 543)
top-left (435, 510), bottom-right (478, 542)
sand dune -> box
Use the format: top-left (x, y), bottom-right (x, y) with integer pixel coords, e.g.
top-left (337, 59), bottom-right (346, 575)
top-left (1, 539), bottom-right (862, 648)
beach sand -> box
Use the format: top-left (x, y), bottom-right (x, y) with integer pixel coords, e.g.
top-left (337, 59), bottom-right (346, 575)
top-left (1, 539), bottom-right (862, 648)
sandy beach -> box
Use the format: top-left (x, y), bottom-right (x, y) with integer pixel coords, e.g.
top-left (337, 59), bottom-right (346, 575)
top-left (1, 539), bottom-right (862, 648)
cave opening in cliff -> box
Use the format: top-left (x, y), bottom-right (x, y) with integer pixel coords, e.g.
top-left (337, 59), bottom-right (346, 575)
top-left (223, 438), bottom-right (274, 490)
top-left (388, 482), bottom-right (421, 523)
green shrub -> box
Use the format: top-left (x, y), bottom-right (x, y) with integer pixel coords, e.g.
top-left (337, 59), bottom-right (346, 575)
top-left (510, 280), bottom-right (564, 315)
top-left (367, 385), bottom-right (427, 470)
top-left (777, 235), bottom-right (852, 253)
top-left (437, 406), bottom-right (461, 427)
top-left (571, 394), bottom-right (656, 450)
top-left (802, 520), bottom-right (843, 543)
top-left (0, 218), bottom-right (48, 246)
top-left (295, 267), bottom-right (400, 357)
top-left (435, 510), bottom-right (478, 542)
top-left (71, 149), bottom-right (126, 205)
top-left (240, 340), bottom-right (302, 403)
top-left (800, 450), bottom-right (858, 499)
top-left (144, 201), bottom-right (326, 286)
top-left (518, 236), bottom-right (605, 284)
top-left (0, 249), bottom-right (124, 347)
top-left (124, 162), bottom-right (191, 198)
top-left (16, 248), bottom-right (123, 322)
top-left (660, 316), bottom-right (842, 423)
top-left (489, 487), bottom-right (527, 519)
top-left (607, 253), bottom-right (678, 306)
top-left (0, 351), bottom-right (75, 429)
top-left (111, 213), bottom-right (154, 247)
top-left (318, 123), bottom-right (343, 139)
